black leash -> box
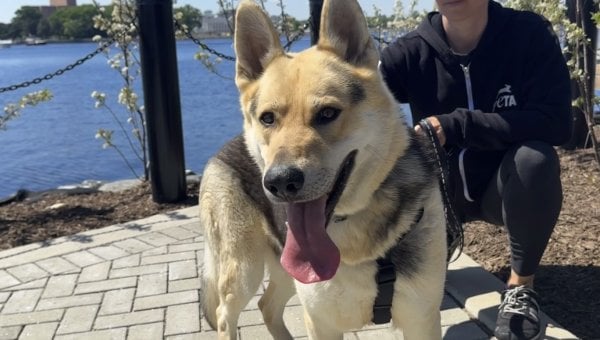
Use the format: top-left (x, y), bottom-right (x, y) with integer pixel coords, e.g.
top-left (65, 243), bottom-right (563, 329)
top-left (370, 121), bottom-right (464, 325)
top-left (417, 119), bottom-right (464, 262)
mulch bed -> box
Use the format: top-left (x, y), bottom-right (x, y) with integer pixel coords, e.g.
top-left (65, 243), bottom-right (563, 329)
top-left (1, 148), bottom-right (599, 338)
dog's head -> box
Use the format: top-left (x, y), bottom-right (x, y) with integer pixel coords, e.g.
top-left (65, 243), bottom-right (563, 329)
top-left (234, 0), bottom-right (409, 283)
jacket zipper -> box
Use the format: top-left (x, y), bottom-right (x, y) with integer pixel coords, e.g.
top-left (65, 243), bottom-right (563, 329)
top-left (461, 63), bottom-right (475, 111)
top-left (459, 63), bottom-right (475, 202)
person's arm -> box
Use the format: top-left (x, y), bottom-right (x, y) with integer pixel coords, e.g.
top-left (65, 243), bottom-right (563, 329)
top-left (436, 21), bottom-right (572, 150)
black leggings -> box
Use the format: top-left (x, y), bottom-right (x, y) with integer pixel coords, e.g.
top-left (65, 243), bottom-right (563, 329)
top-left (464, 141), bottom-right (562, 276)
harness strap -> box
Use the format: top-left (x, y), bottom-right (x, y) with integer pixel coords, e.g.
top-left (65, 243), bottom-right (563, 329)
top-left (372, 256), bottom-right (396, 324)
top-left (371, 208), bottom-right (424, 324)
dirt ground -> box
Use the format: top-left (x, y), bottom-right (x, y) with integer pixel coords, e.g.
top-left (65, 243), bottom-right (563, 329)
top-left (0, 148), bottom-right (599, 339)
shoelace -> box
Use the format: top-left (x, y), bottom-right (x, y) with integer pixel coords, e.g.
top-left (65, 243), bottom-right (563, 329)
top-left (499, 286), bottom-right (540, 321)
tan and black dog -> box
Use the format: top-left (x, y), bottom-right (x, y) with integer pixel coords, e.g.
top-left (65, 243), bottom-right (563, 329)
top-left (199, 0), bottom-right (447, 338)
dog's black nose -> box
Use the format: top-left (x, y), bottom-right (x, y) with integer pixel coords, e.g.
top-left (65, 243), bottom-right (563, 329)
top-left (264, 166), bottom-right (304, 199)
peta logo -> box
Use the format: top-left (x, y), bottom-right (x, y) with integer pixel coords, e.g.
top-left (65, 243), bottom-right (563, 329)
top-left (493, 84), bottom-right (517, 111)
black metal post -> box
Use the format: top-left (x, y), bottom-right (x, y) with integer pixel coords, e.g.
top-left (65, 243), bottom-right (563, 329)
top-left (137, 0), bottom-right (186, 203)
top-left (309, 0), bottom-right (324, 45)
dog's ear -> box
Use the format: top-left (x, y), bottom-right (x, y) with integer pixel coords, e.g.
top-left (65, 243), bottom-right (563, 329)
top-left (317, 0), bottom-right (378, 67)
top-left (234, 1), bottom-right (283, 88)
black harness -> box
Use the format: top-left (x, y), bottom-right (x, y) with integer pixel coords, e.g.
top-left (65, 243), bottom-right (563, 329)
top-left (371, 208), bottom-right (424, 324)
top-left (370, 119), bottom-right (465, 325)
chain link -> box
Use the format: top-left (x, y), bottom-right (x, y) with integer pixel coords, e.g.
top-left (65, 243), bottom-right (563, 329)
top-left (0, 38), bottom-right (115, 94)
top-left (174, 20), bottom-right (236, 61)
top-left (282, 20), bottom-right (310, 50)
top-left (2, 17), bottom-right (309, 94)
top-left (174, 18), bottom-right (310, 61)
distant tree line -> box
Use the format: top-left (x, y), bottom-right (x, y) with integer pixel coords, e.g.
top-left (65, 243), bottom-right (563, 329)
top-left (0, 4), bottom-right (203, 40)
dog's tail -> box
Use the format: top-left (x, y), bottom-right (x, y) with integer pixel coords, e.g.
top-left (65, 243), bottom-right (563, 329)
top-left (200, 237), bottom-right (219, 330)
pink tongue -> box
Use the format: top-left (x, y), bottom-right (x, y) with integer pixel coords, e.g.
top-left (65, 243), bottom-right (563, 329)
top-left (281, 196), bottom-right (340, 284)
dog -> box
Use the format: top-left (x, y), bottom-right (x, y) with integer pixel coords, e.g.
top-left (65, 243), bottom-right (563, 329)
top-left (199, 0), bottom-right (447, 338)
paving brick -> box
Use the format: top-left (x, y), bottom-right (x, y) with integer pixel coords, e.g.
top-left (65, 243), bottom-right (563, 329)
top-left (128, 322), bottom-right (164, 340)
top-left (141, 252), bottom-right (196, 265)
top-left (169, 278), bottom-right (201, 293)
top-left (62, 251), bottom-right (104, 268)
top-left (87, 246), bottom-right (129, 261)
top-left (6, 264), bottom-right (47, 283)
top-left (0, 271), bottom-right (21, 290)
top-left (159, 227), bottom-right (199, 241)
top-left (36, 293), bottom-right (102, 311)
top-left (441, 293), bottom-right (460, 310)
top-left (237, 309), bottom-right (264, 327)
top-left (167, 333), bottom-right (213, 340)
top-left (112, 254), bottom-right (140, 269)
top-left (94, 309), bottom-right (164, 329)
top-left (142, 246), bottom-right (168, 257)
top-left (282, 305), bottom-right (308, 338)
top-left (134, 290), bottom-right (198, 311)
top-left (19, 322), bottom-right (58, 340)
top-left (238, 324), bottom-right (272, 340)
top-left (165, 302), bottom-right (200, 335)
top-left (2, 278), bottom-right (47, 291)
top-left (98, 288), bottom-right (135, 315)
top-left (137, 233), bottom-right (178, 247)
top-left (56, 305), bottom-right (99, 335)
top-left (2, 288), bottom-right (42, 314)
top-left (168, 242), bottom-right (203, 254)
top-left (0, 292), bottom-right (9, 303)
top-left (0, 325), bottom-right (21, 340)
top-left (54, 328), bottom-right (126, 340)
top-left (442, 321), bottom-right (488, 339)
top-left (440, 307), bottom-right (471, 327)
top-left (112, 239), bottom-right (154, 254)
top-left (74, 277), bottom-right (136, 295)
top-left (137, 273), bottom-right (167, 297)
top-left (353, 327), bottom-right (403, 339)
top-left (0, 243), bottom-right (86, 270)
top-left (78, 262), bottom-right (110, 283)
top-left (42, 274), bottom-right (77, 298)
top-left (35, 257), bottom-right (79, 275)
top-left (109, 263), bottom-right (166, 279)
top-left (168, 260), bottom-right (198, 281)
top-left (0, 309), bottom-right (63, 327)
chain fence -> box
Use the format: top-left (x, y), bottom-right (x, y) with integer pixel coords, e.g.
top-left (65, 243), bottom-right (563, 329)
top-left (0, 38), bottom-right (115, 94)
top-left (1, 16), bottom-right (310, 94)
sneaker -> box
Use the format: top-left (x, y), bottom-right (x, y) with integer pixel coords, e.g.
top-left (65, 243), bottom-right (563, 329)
top-left (494, 285), bottom-right (544, 340)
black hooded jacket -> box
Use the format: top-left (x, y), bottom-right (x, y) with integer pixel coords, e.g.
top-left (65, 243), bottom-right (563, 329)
top-left (380, 0), bottom-right (572, 204)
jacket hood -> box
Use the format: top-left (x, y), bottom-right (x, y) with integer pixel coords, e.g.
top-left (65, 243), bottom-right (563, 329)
top-left (416, 1), bottom-right (510, 65)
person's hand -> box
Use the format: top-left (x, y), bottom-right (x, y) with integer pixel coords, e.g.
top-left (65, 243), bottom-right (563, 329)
top-left (414, 116), bottom-right (446, 146)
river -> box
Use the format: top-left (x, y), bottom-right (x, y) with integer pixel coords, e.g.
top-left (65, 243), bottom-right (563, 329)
top-left (0, 39), bottom-right (311, 198)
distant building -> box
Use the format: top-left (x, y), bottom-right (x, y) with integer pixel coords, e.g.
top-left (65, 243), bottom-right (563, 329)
top-left (50, 0), bottom-right (76, 6)
top-left (197, 13), bottom-right (233, 37)
top-left (38, 0), bottom-right (77, 19)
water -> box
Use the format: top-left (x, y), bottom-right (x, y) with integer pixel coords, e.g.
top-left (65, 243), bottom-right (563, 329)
top-left (0, 39), bottom-right (311, 198)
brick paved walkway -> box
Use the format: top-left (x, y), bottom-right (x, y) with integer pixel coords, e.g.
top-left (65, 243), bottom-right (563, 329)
top-left (0, 207), bottom-right (577, 339)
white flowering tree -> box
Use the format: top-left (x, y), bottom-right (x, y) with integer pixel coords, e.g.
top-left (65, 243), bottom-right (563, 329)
top-left (1, 90), bottom-right (53, 131)
top-left (91, 0), bottom-right (148, 180)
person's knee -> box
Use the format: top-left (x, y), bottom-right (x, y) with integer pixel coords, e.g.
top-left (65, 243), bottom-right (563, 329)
top-left (512, 140), bottom-right (560, 177)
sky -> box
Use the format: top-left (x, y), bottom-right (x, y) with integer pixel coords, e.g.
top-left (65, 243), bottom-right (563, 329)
top-left (0, 0), bottom-right (436, 24)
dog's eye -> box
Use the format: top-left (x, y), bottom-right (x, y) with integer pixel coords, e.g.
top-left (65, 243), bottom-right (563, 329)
top-left (314, 107), bottom-right (341, 125)
top-left (259, 112), bottom-right (275, 126)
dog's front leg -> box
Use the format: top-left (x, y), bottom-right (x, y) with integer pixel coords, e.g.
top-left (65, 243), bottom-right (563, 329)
top-left (258, 253), bottom-right (295, 340)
